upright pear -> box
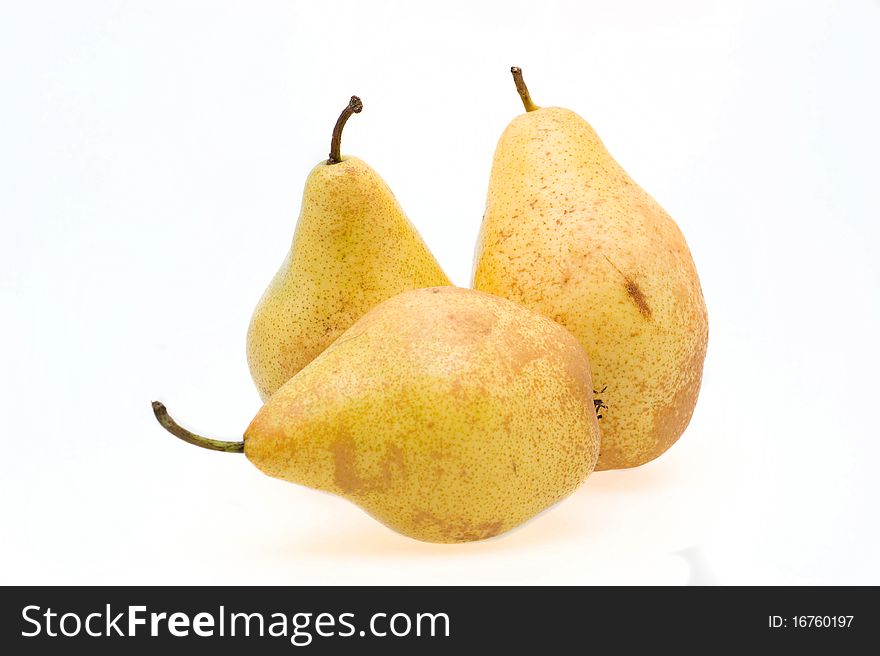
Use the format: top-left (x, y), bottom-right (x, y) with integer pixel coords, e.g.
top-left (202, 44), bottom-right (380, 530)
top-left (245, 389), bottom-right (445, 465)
top-left (473, 68), bottom-right (708, 470)
top-left (248, 96), bottom-right (451, 401)
top-left (155, 287), bottom-right (600, 543)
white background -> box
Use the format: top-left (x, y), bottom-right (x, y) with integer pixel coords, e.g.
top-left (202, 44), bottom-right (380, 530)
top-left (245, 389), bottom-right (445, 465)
top-left (2, 0), bottom-right (878, 585)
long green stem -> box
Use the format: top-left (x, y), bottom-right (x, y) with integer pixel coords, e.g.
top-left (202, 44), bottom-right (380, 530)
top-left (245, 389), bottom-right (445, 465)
top-left (151, 401), bottom-right (244, 453)
top-left (510, 67), bottom-right (539, 112)
top-left (328, 95), bottom-right (363, 164)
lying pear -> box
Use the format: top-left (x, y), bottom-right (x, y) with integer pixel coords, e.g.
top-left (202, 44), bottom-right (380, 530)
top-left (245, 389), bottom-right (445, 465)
top-left (155, 287), bottom-right (600, 543)
top-left (247, 96), bottom-right (451, 401)
top-left (473, 68), bottom-right (708, 470)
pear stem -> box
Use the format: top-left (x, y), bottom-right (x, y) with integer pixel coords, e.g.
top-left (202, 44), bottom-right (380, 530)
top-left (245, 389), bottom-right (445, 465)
top-left (151, 401), bottom-right (244, 453)
top-left (510, 67), bottom-right (538, 112)
top-left (328, 95), bottom-right (364, 164)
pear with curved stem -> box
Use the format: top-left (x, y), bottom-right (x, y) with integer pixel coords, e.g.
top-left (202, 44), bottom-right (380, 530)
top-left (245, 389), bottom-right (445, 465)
top-left (247, 96), bottom-right (451, 401)
top-left (473, 67), bottom-right (708, 470)
top-left (156, 287), bottom-right (601, 543)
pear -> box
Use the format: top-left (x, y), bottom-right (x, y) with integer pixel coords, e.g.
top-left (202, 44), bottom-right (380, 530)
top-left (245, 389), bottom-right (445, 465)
top-left (473, 68), bottom-right (708, 470)
top-left (154, 287), bottom-right (600, 543)
top-left (247, 96), bottom-right (451, 401)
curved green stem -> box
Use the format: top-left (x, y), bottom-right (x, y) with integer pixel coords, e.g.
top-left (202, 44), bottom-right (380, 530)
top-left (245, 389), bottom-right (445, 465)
top-left (328, 95), bottom-right (363, 164)
top-left (151, 401), bottom-right (244, 453)
top-left (510, 67), bottom-right (538, 112)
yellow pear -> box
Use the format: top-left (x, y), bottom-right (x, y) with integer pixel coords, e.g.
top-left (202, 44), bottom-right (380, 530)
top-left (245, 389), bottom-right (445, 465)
top-left (154, 287), bottom-right (600, 543)
top-left (473, 68), bottom-right (708, 470)
top-left (247, 96), bottom-right (451, 401)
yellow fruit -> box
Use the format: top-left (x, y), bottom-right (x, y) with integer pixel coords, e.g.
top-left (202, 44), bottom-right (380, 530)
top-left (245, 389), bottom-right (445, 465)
top-left (155, 287), bottom-right (600, 543)
top-left (247, 97), bottom-right (450, 401)
top-left (473, 68), bottom-right (708, 469)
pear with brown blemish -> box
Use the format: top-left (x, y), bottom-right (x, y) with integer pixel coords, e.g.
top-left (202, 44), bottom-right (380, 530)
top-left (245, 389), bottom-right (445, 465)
top-left (473, 68), bottom-right (708, 470)
top-left (154, 287), bottom-right (600, 543)
top-left (247, 96), bottom-right (451, 401)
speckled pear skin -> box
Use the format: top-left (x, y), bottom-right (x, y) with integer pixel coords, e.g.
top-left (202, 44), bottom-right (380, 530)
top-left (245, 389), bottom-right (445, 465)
top-left (247, 156), bottom-right (451, 401)
top-left (473, 107), bottom-right (708, 470)
top-left (244, 286), bottom-right (600, 543)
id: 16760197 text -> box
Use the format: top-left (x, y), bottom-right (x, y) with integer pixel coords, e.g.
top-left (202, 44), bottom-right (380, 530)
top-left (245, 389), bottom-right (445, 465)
top-left (768, 616), bottom-right (853, 628)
